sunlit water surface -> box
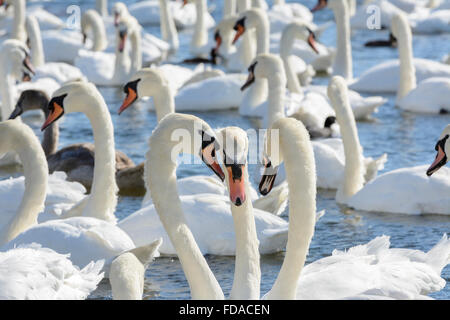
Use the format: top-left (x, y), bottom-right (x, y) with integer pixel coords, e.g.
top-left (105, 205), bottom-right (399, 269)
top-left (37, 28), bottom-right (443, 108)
top-left (1, 0), bottom-right (449, 300)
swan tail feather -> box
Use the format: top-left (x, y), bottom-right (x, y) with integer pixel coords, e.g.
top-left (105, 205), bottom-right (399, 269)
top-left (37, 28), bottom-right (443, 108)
top-left (126, 238), bottom-right (162, 269)
top-left (252, 181), bottom-right (289, 216)
top-left (364, 153), bottom-right (388, 183)
top-left (352, 97), bottom-right (387, 120)
top-left (426, 234), bottom-right (450, 275)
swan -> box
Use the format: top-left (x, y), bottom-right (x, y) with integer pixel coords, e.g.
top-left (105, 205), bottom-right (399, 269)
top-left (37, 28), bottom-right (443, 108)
top-left (0, 243), bottom-right (104, 300)
top-left (9, 89), bottom-right (145, 195)
top-left (280, 21), bottom-right (387, 120)
top-left (259, 117), bottom-right (450, 299)
top-left (326, 76), bottom-right (450, 215)
top-left (74, 19), bottom-right (141, 87)
top-left (81, 9), bottom-right (108, 52)
top-left (118, 67), bottom-right (286, 211)
top-left (117, 113), bottom-right (289, 256)
top-left (25, 15), bottom-right (85, 84)
top-left (127, 0), bottom-right (215, 29)
top-left (96, 0), bottom-right (108, 18)
top-left (390, 13), bottom-right (450, 113)
top-left (0, 39), bottom-right (34, 121)
top-left (313, 0), bottom-right (450, 93)
top-left (0, 83), bottom-right (150, 276)
top-left (244, 55), bottom-right (386, 190)
top-left (110, 238), bottom-right (162, 300)
top-left (113, 2), bottom-right (170, 64)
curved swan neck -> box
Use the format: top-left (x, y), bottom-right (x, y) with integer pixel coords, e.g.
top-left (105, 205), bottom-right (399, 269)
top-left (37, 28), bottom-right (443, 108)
top-left (146, 114), bottom-right (224, 299)
top-left (96, 0), bottom-right (108, 17)
top-left (329, 77), bottom-right (364, 202)
top-left (26, 16), bottom-right (45, 67)
top-left (395, 16), bottom-right (416, 102)
top-left (152, 85), bottom-right (175, 122)
top-left (0, 122), bottom-right (48, 245)
top-left (79, 90), bottom-right (118, 222)
top-left (82, 11), bottom-right (108, 52)
top-left (280, 26), bottom-right (303, 94)
top-left (254, 11), bottom-right (269, 54)
top-left (159, 0), bottom-right (179, 52)
top-left (265, 119), bottom-right (316, 299)
top-left (238, 31), bottom-right (256, 71)
top-left (230, 166), bottom-right (260, 300)
top-left (42, 121), bottom-right (59, 157)
top-left (12, 0), bottom-right (26, 43)
top-left (331, 0), bottom-right (353, 80)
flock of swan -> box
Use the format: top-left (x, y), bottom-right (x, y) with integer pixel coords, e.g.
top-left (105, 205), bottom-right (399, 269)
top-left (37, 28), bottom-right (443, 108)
top-left (0, 0), bottom-right (449, 300)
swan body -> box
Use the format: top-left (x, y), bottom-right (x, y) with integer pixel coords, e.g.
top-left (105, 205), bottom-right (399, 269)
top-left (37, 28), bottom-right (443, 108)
top-left (294, 234), bottom-right (450, 299)
top-left (0, 243), bottom-right (104, 300)
top-left (118, 193), bottom-right (288, 255)
top-left (349, 58), bottom-right (450, 93)
top-left (259, 117), bottom-right (450, 299)
top-left (110, 239), bottom-right (162, 300)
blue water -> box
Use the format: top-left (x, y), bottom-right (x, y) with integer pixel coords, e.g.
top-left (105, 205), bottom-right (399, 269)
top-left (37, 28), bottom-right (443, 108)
top-left (1, 0), bottom-right (450, 299)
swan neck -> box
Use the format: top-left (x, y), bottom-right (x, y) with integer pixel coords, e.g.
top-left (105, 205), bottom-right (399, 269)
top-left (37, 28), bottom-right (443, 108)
top-left (237, 0), bottom-right (251, 12)
top-left (332, 1), bottom-right (353, 80)
top-left (146, 116), bottom-right (224, 299)
top-left (280, 29), bottom-right (302, 94)
top-left (26, 17), bottom-right (45, 67)
top-left (267, 75), bottom-right (287, 127)
top-left (237, 32), bottom-right (256, 71)
top-left (153, 86), bottom-right (175, 122)
top-left (266, 122), bottom-right (316, 299)
top-left (129, 28), bottom-right (142, 76)
top-left (255, 14), bottom-right (269, 54)
top-left (0, 130), bottom-right (48, 245)
top-left (13, 0), bottom-right (26, 42)
top-left (223, 0), bottom-right (236, 17)
top-left (230, 167), bottom-right (261, 300)
top-left (159, 0), bottom-right (179, 52)
top-left (42, 121), bottom-right (59, 157)
top-left (96, 0), bottom-right (108, 17)
top-left (396, 23), bottom-right (416, 102)
top-left (192, 0), bottom-right (208, 50)
top-left (81, 94), bottom-right (118, 222)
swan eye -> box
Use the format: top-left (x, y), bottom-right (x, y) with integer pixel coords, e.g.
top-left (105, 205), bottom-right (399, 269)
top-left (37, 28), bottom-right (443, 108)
top-left (234, 17), bottom-right (246, 31)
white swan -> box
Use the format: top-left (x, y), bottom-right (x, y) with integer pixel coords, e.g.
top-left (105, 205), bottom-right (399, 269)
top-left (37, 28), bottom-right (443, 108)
top-left (117, 113), bottom-right (289, 257)
top-left (74, 20), bottom-right (141, 87)
top-left (245, 55), bottom-right (386, 190)
top-left (9, 89), bottom-right (145, 195)
top-left (280, 21), bottom-right (387, 120)
top-left (113, 2), bottom-right (170, 64)
top-left (81, 9), bottom-right (108, 52)
top-left (0, 83), bottom-right (144, 275)
top-left (0, 243), bottom-right (104, 300)
top-left (390, 13), bottom-right (450, 113)
top-left (312, 0), bottom-right (450, 93)
top-left (110, 238), bottom-right (162, 300)
top-left (25, 15), bottom-right (84, 84)
top-left (259, 117), bottom-right (450, 299)
top-left (0, 39), bottom-right (34, 121)
top-left (326, 76), bottom-right (450, 215)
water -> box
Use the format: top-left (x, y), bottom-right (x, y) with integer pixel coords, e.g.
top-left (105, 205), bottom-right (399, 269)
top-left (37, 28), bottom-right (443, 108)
top-left (1, 0), bottom-right (450, 300)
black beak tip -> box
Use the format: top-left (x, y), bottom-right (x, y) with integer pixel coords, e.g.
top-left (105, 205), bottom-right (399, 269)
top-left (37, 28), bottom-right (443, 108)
top-left (234, 198), bottom-right (242, 206)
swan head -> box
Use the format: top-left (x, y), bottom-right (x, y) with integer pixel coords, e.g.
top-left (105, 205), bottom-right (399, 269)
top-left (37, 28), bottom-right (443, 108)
top-left (213, 16), bottom-right (238, 55)
top-left (241, 53), bottom-right (286, 91)
top-left (41, 81), bottom-right (99, 131)
top-left (0, 39), bottom-right (35, 82)
top-left (9, 89), bottom-right (49, 120)
top-left (311, 0), bottom-right (328, 12)
top-left (117, 22), bottom-right (130, 53)
top-left (113, 2), bottom-right (129, 26)
top-left (427, 125), bottom-right (450, 176)
top-left (218, 127), bottom-right (249, 206)
top-left (232, 8), bottom-right (265, 45)
top-left (284, 21), bottom-right (320, 54)
top-left (391, 12), bottom-right (410, 41)
top-left (119, 68), bottom-right (170, 115)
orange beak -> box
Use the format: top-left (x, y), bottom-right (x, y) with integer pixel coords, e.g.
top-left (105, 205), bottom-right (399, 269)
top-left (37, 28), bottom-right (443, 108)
top-left (232, 25), bottom-right (245, 45)
top-left (427, 144), bottom-right (447, 176)
top-left (308, 32), bottom-right (320, 54)
top-left (202, 142), bottom-right (225, 181)
top-left (118, 87), bottom-right (137, 115)
top-left (182, 0), bottom-right (188, 7)
top-left (226, 165), bottom-right (246, 206)
top-left (41, 102), bottom-right (64, 131)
